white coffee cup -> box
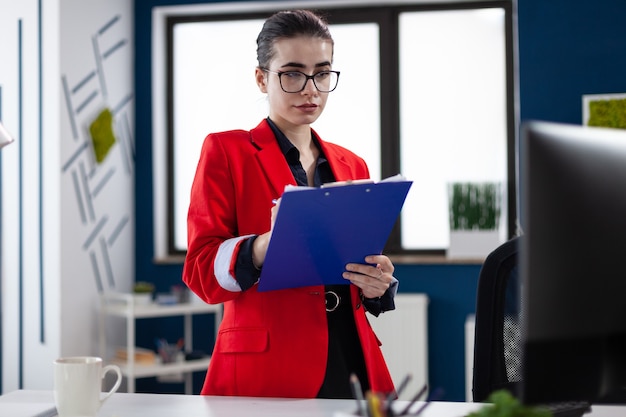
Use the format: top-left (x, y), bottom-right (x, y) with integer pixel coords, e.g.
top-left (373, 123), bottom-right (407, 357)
top-left (54, 356), bottom-right (122, 417)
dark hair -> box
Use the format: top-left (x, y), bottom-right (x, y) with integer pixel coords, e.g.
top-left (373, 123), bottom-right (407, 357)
top-left (256, 9), bottom-right (334, 68)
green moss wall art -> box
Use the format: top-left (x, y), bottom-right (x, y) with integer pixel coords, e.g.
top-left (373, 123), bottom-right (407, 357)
top-left (583, 93), bottom-right (626, 129)
top-left (89, 108), bottom-right (117, 163)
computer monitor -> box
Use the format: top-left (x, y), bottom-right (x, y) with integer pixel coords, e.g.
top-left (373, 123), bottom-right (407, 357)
top-left (520, 120), bottom-right (626, 405)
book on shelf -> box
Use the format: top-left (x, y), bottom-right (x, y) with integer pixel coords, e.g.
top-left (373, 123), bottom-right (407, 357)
top-left (115, 347), bottom-right (157, 365)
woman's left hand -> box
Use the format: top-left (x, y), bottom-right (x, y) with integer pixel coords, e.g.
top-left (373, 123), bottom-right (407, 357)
top-left (343, 255), bottom-right (395, 299)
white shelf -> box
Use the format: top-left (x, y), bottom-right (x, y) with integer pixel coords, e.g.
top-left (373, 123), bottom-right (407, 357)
top-left (99, 292), bottom-right (222, 394)
top-left (101, 296), bottom-right (222, 318)
top-left (111, 357), bottom-right (212, 378)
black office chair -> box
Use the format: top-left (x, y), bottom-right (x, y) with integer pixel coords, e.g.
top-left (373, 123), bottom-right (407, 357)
top-left (472, 236), bottom-right (523, 403)
top-left (472, 236), bottom-right (593, 417)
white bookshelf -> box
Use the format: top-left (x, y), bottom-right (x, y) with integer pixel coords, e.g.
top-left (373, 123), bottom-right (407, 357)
top-left (98, 292), bottom-right (222, 394)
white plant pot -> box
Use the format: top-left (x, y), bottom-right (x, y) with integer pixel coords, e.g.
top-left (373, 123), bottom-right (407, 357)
top-left (132, 293), bottom-right (153, 305)
top-left (447, 230), bottom-right (501, 260)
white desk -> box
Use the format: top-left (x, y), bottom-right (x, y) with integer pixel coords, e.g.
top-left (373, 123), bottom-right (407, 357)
top-left (0, 390), bottom-right (625, 417)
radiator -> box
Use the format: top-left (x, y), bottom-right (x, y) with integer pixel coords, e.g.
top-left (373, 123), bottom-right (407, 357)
top-left (465, 314), bottom-right (476, 402)
top-left (368, 293), bottom-right (429, 400)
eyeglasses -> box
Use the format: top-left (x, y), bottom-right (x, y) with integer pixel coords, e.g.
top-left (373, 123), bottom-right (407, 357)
top-left (262, 69), bottom-right (340, 93)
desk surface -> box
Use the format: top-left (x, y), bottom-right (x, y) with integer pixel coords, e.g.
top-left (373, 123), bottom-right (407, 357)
top-left (0, 390), bottom-right (624, 417)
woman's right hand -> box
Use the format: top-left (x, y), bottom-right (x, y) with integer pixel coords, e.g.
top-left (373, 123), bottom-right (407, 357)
top-left (270, 197), bottom-right (281, 230)
top-left (252, 197), bottom-right (281, 269)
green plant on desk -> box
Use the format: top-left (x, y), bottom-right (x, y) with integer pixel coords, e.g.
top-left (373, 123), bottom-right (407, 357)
top-left (467, 390), bottom-right (551, 417)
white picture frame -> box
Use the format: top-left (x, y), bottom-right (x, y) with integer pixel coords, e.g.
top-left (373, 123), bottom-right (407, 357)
top-left (582, 92), bottom-right (626, 127)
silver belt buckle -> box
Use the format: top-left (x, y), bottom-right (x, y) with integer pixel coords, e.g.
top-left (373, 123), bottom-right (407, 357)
top-left (325, 290), bottom-right (340, 312)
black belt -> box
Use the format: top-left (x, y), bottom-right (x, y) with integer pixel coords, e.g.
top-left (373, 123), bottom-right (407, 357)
top-left (325, 290), bottom-right (340, 312)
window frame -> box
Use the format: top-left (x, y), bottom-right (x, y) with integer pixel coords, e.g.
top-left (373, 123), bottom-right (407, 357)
top-left (157, 1), bottom-right (517, 260)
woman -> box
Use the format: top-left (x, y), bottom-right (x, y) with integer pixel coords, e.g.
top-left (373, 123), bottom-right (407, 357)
top-left (183, 9), bottom-right (398, 399)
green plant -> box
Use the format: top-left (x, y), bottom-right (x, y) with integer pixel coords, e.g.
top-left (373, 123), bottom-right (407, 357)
top-left (133, 281), bottom-right (155, 294)
top-left (449, 182), bottom-right (501, 231)
top-left (467, 390), bottom-right (552, 417)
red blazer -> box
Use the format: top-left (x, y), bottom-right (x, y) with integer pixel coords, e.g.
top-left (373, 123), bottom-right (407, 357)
top-left (182, 119), bottom-right (395, 398)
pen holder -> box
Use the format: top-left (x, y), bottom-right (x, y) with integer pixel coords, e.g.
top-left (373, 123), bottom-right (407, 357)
top-left (158, 345), bottom-right (183, 364)
top-left (155, 340), bottom-right (185, 383)
top-left (155, 338), bottom-right (184, 364)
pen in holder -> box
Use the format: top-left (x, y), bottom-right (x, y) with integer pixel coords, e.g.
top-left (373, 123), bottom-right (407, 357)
top-left (155, 338), bottom-right (184, 363)
top-left (347, 373), bottom-right (442, 417)
top-left (155, 338), bottom-right (185, 383)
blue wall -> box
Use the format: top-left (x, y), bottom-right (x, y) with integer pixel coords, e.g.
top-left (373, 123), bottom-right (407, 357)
top-left (133, 0), bottom-right (626, 399)
top-left (517, 0), bottom-right (626, 124)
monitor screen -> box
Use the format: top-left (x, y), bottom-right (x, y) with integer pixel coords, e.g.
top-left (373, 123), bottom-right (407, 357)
top-left (520, 120), bottom-right (626, 405)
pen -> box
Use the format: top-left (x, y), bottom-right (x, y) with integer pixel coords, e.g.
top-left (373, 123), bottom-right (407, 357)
top-left (366, 391), bottom-right (384, 417)
top-left (397, 384), bottom-right (428, 416)
top-left (350, 373), bottom-right (366, 416)
top-left (408, 387), bottom-right (444, 416)
top-left (386, 373), bottom-right (412, 409)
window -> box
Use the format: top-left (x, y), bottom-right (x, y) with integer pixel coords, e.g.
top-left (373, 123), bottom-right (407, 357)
top-left (399, 8), bottom-right (510, 249)
top-left (170, 19), bottom-right (381, 252)
top-left (153, 1), bottom-right (516, 259)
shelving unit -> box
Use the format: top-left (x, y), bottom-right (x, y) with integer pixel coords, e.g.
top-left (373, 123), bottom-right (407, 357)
top-left (98, 292), bottom-right (222, 394)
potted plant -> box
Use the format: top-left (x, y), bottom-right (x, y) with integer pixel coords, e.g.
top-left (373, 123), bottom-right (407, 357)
top-left (447, 182), bottom-right (503, 259)
top-left (467, 390), bottom-right (551, 417)
top-left (132, 281), bottom-right (155, 305)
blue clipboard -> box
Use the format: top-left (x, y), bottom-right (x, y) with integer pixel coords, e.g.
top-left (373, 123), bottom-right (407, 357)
top-left (258, 179), bottom-right (413, 292)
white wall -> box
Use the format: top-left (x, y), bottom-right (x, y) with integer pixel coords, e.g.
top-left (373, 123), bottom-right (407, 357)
top-left (59, 0), bottom-right (135, 357)
top-left (0, 0), bottom-right (134, 392)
